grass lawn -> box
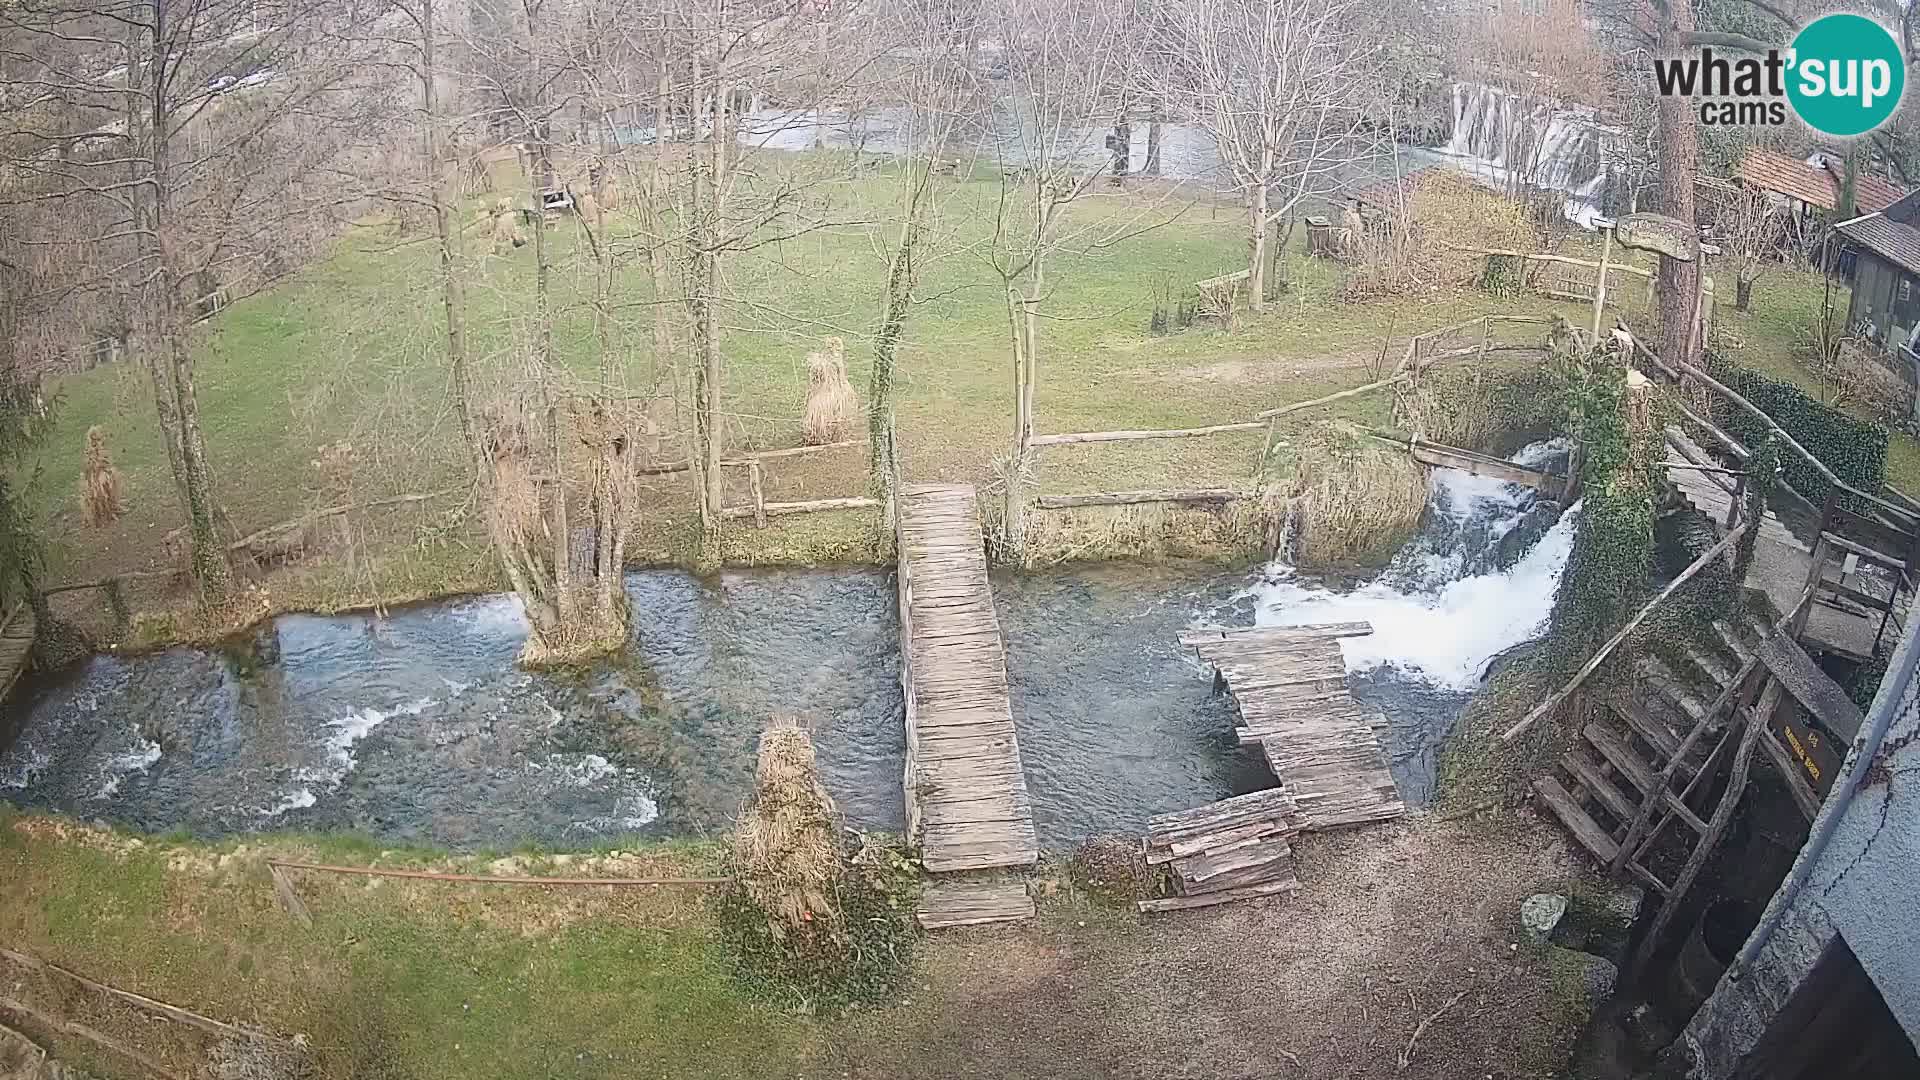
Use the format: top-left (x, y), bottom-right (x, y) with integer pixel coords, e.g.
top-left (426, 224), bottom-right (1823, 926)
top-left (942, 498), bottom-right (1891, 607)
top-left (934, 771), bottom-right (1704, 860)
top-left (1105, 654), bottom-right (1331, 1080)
top-left (38, 155), bottom-right (1885, 631)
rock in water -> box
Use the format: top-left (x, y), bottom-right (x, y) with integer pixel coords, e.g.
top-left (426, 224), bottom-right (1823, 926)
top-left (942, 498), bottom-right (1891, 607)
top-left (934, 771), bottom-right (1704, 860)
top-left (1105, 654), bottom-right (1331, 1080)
top-left (1494, 501), bottom-right (1562, 571)
top-left (1522, 892), bottom-right (1569, 942)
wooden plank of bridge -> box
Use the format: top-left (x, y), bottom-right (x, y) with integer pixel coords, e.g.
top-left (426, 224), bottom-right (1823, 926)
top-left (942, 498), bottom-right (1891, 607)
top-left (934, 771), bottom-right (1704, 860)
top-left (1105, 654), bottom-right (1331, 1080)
top-left (1188, 623), bottom-right (1406, 831)
top-left (0, 602), bottom-right (34, 704)
top-left (897, 485), bottom-right (1039, 883)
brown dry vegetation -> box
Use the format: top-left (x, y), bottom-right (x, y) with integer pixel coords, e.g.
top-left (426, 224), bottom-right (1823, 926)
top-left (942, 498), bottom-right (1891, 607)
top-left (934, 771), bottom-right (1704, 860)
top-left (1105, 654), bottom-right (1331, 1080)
top-left (1287, 422), bottom-right (1428, 570)
top-left (0, 811), bottom-right (1600, 1080)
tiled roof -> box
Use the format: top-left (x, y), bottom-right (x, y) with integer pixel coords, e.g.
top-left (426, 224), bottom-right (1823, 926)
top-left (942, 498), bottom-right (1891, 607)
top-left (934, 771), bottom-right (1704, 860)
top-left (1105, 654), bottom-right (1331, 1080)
top-left (1735, 148), bottom-right (1904, 213)
top-left (1837, 212), bottom-right (1920, 275)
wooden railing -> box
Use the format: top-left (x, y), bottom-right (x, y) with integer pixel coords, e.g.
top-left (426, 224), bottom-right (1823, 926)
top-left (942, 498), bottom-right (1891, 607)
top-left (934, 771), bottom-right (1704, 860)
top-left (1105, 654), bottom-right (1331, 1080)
top-left (640, 439), bottom-right (878, 528)
top-left (1026, 314), bottom-right (1556, 510)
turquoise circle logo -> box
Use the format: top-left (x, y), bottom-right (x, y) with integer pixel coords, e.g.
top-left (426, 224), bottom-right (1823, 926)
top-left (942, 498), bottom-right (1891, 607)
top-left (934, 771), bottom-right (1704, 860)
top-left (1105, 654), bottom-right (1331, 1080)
top-left (1787, 14), bottom-right (1905, 136)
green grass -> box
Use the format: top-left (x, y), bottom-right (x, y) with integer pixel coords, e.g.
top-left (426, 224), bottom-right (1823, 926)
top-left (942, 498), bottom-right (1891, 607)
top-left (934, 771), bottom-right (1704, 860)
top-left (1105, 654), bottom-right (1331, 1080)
top-left (35, 156), bottom-right (1800, 628)
top-left (0, 818), bottom-right (807, 1078)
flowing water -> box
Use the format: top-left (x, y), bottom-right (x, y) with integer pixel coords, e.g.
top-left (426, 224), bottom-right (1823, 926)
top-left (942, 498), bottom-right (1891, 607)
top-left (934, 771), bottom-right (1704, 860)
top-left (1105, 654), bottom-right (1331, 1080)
top-left (1, 447), bottom-right (1574, 849)
top-left (1437, 82), bottom-right (1622, 226)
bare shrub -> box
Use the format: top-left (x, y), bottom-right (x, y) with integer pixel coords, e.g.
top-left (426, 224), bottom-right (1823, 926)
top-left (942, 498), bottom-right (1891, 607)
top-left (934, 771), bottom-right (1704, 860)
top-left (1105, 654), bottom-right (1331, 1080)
top-left (1339, 173), bottom-right (1540, 301)
top-left (801, 337), bottom-right (859, 445)
top-left (80, 426), bottom-right (125, 528)
top-left (716, 717), bottom-right (916, 1010)
top-left (733, 717), bottom-right (843, 939)
top-left (1394, 362), bottom-right (1569, 452)
top-left (207, 1033), bottom-right (313, 1080)
top-left (1817, 337), bottom-right (1914, 421)
top-left (1288, 422), bottom-right (1427, 569)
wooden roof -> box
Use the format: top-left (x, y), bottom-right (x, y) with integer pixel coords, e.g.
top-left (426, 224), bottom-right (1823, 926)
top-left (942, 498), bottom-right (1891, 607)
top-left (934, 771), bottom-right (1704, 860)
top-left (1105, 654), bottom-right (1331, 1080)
top-left (1735, 148), bottom-right (1905, 214)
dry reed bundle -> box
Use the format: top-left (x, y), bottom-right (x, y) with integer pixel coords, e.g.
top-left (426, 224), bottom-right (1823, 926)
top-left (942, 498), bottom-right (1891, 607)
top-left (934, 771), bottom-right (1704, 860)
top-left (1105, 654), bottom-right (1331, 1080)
top-left (485, 197), bottom-right (526, 254)
top-left (81, 426), bottom-right (125, 528)
top-left (1288, 423), bottom-right (1427, 569)
top-left (732, 717), bottom-right (844, 941)
top-left (801, 337), bottom-right (859, 445)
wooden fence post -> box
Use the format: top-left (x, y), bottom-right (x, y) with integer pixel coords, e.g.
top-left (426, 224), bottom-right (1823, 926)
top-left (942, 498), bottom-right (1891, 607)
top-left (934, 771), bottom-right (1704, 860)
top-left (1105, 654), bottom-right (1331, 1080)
top-left (1591, 228), bottom-right (1613, 339)
top-left (747, 460), bottom-right (768, 528)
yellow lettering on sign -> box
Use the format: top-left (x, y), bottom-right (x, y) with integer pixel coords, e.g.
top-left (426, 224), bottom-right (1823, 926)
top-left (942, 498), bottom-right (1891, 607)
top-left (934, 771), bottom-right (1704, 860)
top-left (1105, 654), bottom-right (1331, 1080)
top-left (1784, 727), bottom-right (1822, 782)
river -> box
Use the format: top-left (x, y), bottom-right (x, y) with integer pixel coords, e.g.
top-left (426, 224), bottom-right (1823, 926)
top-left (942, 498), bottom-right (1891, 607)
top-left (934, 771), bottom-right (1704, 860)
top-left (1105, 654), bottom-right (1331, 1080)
top-left (1, 446), bottom-right (1572, 851)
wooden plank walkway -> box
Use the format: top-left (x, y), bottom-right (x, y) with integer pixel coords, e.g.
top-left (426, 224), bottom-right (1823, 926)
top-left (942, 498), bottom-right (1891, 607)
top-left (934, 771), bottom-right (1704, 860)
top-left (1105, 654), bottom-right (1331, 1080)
top-left (0, 602), bottom-right (34, 705)
top-left (896, 484), bottom-right (1039, 876)
top-left (916, 880), bottom-right (1034, 929)
top-left (1181, 623), bottom-right (1406, 831)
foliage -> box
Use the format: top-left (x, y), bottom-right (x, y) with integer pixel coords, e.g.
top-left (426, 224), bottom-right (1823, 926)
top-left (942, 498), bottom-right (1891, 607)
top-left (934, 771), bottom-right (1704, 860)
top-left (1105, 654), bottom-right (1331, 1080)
top-left (1286, 422), bottom-right (1427, 570)
top-left (1850, 650), bottom-right (1890, 712)
top-left (1393, 360), bottom-right (1570, 452)
top-left (1545, 348), bottom-right (1657, 671)
top-left (1707, 352), bottom-right (1889, 507)
top-left (1065, 835), bottom-right (1162, 906)
top-left (1732, 433), bottom-right (1778, 582)
top-left (1340, 173), bottom-right (1540, 301)
top-left (715, 719), bottom-right (916, 1012)
top-left (802, 338), bottom-right (860, 445)
top-left (1482, 254), bottom-right (1525, 297)
top-left (81, 426), bottom-right (126, 529)
top-left (0, 363), bottom-right (54, 608)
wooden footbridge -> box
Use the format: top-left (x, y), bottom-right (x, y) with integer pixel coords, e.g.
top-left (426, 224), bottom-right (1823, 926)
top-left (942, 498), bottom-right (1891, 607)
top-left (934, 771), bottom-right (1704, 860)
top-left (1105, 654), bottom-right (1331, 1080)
top-left (896, 484), bottom-right (1040, 929)
top-left (0, 602), bottom-right (34, 705)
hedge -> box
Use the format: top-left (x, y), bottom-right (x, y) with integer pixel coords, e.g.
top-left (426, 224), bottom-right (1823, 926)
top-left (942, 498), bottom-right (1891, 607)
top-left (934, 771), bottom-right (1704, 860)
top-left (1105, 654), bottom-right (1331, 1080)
top-left (1705, 353), bottom-right (1888, 507)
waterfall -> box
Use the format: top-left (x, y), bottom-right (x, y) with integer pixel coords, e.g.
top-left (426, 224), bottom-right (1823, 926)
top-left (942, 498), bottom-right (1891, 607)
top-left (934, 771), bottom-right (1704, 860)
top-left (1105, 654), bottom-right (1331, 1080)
top-left (1439, 82), bottom-right (1619, 227)
top-left (1249, 440), bottom-right (1576, 690)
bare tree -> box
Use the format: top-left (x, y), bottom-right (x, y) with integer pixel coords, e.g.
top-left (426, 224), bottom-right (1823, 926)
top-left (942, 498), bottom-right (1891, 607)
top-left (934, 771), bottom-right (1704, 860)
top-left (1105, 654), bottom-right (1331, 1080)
top-left (1714, 184), bottom-right (1783, 313)
top-left (983, 0), bottom-right (1183, 559)
top-left (1, 0), bottom-right (391, 608)
top-left (1147, 0), bottom-right (1380, 311)
top-left (864, 0), bottom-right (982, 534)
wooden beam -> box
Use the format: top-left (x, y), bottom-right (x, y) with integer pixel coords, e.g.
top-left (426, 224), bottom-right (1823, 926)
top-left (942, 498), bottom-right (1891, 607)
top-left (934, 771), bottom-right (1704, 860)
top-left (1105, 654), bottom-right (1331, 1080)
top-left (1446, 245), bottom-right (1655, 279)
top-left (640, 439), bottom-right (860, 476)
top-left (1369, 431), bottom-right (1567, 492)
top-left (1028, 420), bottom-right (1266, 446)
top-left (1627, 682), bottom-right (1782, 982)
top-left (1177, 622), bottom-right (1373, 646)
top-left (716, 496), bottom-right (879, 520)
top-left (1500, 522), bottom-right (1752, 743)
top-left (1035, 488), bottom-right (1250, 509)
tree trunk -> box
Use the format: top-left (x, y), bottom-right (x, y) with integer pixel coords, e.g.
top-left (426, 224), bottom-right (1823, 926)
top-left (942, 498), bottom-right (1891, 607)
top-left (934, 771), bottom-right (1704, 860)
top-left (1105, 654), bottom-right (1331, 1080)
top-left (1736, 274), bottom-right (1754, 313)
top-left (648, 60), bottom-right (675, 377)
top-left (870, 172), bottom-right (928, 538)
top-left (421, 0), bottom-right (478, 470)
top-left (700, 70), bottom-right (730, 526)
top-left (1655, 2), bottom-right (1701, 367)
top-left (146, 0), bottom-right (230, 608)
top-left (1144, 112), bottom-right (1162, 178)
top-left (1249, 184), bottom-right (1270, 314)
top-left (527, 117), bottom-right (569, 627)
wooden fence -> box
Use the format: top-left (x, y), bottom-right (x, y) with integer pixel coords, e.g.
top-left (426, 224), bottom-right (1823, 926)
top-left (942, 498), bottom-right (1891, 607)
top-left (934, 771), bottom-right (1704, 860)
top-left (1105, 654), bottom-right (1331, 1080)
top-left (1025, 313), bottom-right (1558, 510)
top-left (640, 438), bottom-right (878, 527)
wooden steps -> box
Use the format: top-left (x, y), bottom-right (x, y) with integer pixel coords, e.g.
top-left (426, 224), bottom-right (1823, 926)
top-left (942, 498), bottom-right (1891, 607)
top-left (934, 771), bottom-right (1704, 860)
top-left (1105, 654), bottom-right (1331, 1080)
top-left (917, 880), bottom-right (1035, 930)
top-left (1533, 776), bottom-right (1621, 864)
top-left (1138, 789), bottom-right (1304, 914)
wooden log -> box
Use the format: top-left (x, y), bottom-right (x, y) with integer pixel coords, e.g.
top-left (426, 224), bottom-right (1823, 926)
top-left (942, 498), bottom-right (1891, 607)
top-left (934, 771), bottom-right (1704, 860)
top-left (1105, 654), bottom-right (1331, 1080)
top-left (264, 860), bottom-right (724, 886)
top-left (39, 568), bottom-right (178, 597)
top-left (1135, 875), bottom-right (1300, 913)
top-left (639, 439), bottom-right (861, 475)
top-left (747, 460), bottom-right (768, 528)
top-left (1500, 522), bottom-right (1752, 743)
top-left (1445, 245), bottom-right (1654, 279)
top-left (1034, 488), bottom-right (1248, 510)
top-left (1372, 432), bottom-right (1568, 492)
top-left (0, 997), bottom-right (182, 1079)
top-left (1027, 420), bottom-right (1266, 446)
top-left (1, 947), bottom-right (271, 1045)
top-left (716, 496), bottom-right (880, 520)
top-left (1177, 622), bottom-right (1372, 646)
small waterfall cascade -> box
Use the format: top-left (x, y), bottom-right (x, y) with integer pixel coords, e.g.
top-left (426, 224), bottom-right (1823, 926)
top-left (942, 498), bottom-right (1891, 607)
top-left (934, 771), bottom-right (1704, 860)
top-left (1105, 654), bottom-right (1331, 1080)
top-left (1440, 81), bottom-right (1619, 225)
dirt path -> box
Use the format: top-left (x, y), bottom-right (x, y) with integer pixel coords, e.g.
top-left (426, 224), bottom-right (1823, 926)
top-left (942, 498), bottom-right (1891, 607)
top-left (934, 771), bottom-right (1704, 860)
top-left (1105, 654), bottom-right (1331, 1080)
top-left (830, 811), bottom-right (1594, 1080)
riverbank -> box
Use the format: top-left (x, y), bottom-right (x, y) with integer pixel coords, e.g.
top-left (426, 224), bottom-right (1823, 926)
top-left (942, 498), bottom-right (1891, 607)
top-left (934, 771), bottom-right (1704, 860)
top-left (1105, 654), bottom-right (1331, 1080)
top-left (0, 809), bottom-right (1606, 1079)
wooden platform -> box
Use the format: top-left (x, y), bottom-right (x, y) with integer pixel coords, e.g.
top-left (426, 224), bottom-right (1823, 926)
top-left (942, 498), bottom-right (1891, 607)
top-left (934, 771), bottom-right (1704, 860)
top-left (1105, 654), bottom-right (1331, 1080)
top-left (896, 484), bottom-right (1039, 878)
top-left (916, 880), bottom-right (1035, 929)
top-left (0, 602), bottom-right (34, 705)
top-left (1138, 787), bottom-right (1304, 913)
top-left (1181, 623), bottom-right (1406, 830)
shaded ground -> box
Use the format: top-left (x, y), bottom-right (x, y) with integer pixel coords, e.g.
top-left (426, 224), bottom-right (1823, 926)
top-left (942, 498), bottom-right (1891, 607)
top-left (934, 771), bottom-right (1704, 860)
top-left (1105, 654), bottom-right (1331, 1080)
top-left (835, 812), bottom-right (1592, 1080)
top-left (0, 811), bottom-right (1598, 1080)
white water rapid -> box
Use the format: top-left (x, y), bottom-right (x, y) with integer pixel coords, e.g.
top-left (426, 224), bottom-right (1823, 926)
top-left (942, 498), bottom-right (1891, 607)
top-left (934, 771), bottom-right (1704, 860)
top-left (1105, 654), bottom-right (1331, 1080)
top-left (1251, 440), bottom-right (1576, 691)
top-left (1438, 82), bottom-right (1619, 227)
